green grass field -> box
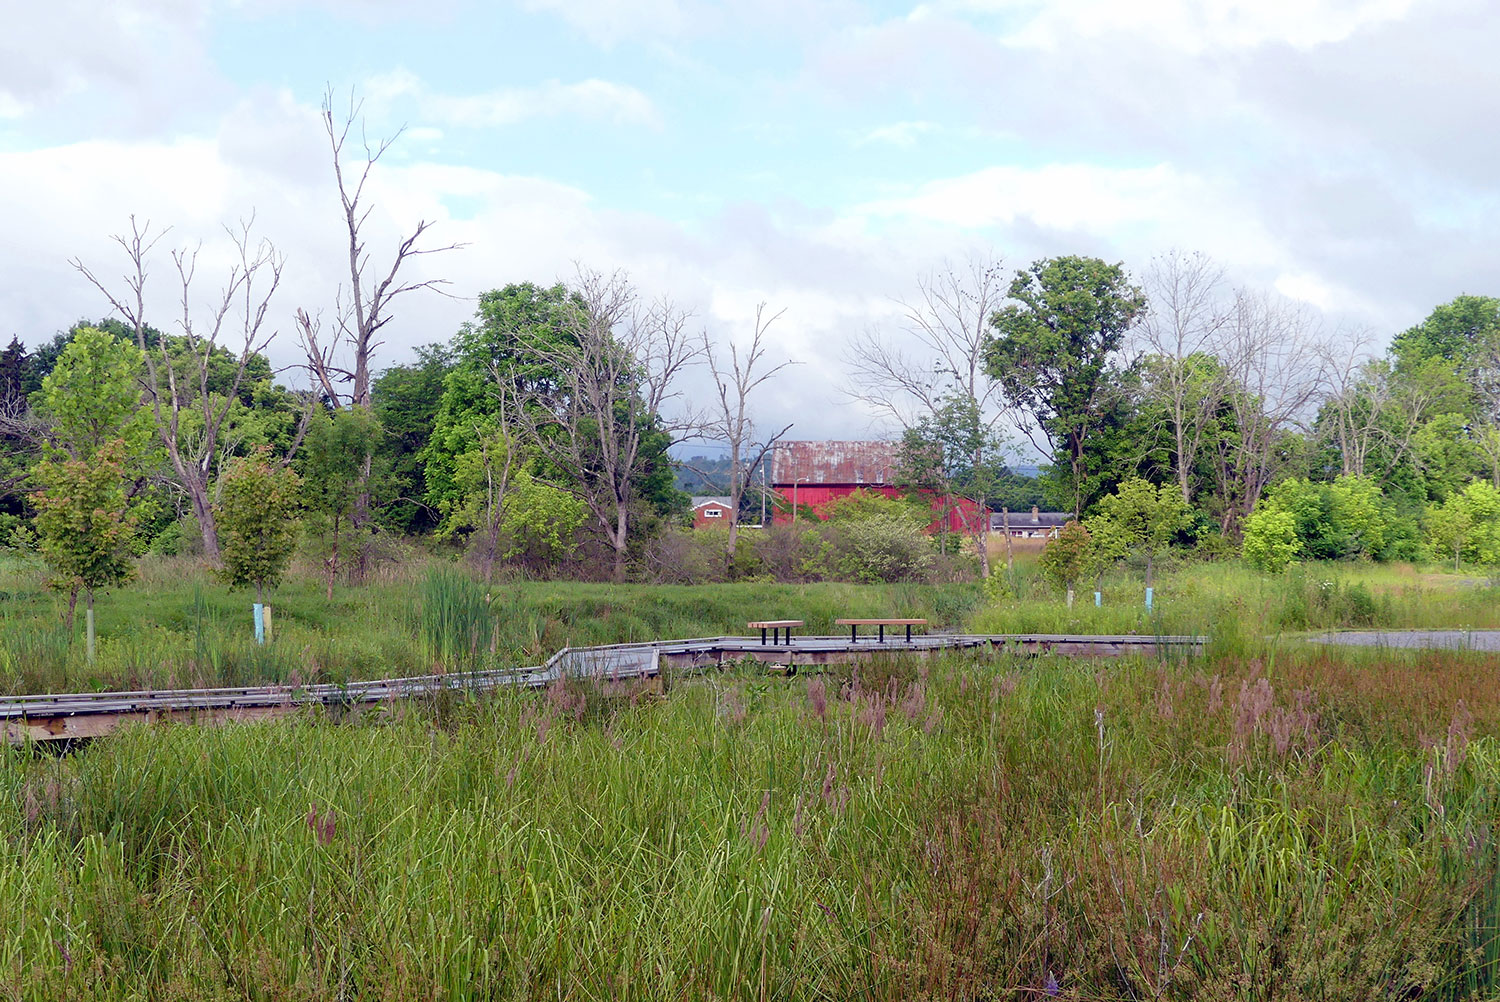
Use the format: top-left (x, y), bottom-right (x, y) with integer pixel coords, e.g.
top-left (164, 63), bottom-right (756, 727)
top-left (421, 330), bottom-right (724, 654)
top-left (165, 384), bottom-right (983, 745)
top-left (2, 551), bottom-right (1496, 694)
top-left (3, 554), bottom-right (1500, 998)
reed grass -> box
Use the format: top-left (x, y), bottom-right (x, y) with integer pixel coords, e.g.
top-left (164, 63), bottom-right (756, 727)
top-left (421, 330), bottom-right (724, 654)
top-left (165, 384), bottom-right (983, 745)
top-left (3, 648), bottom-right (1499, 999)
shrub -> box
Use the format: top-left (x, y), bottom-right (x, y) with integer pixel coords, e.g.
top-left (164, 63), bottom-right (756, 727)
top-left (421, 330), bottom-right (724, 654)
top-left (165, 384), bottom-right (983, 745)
top-left (1243, 507), bottom-right (1300, 573)
top-left (831, 514), bottom-right (934, 583)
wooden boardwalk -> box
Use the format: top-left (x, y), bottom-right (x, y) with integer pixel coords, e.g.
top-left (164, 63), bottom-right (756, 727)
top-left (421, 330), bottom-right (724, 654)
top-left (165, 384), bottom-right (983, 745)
top-left (2, 633), bottom-right (1203, 745)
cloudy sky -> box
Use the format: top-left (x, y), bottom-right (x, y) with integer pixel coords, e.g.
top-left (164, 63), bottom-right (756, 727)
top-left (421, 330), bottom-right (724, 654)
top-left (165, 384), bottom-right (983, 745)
top-left (2, 0), bottom-right (1496, 449)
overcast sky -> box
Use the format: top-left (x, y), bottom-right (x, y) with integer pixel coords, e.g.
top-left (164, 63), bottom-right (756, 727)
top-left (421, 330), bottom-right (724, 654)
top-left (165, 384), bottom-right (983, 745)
top-left (2, 0), bottom-right (1496, 452)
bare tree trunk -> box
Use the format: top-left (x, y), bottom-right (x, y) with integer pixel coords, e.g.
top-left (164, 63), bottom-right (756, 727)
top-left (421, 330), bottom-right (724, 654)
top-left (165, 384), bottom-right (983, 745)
top-left (326, 513), bottom-right (341, 601)
top-left (702, 304), bottom-right (794, 577)
top-left (73, 217), bottom-right (284, 565)
top-left (613, 507), bottom-right (629, 583)
top-left (1137, 250), bottom-right (1230, 509)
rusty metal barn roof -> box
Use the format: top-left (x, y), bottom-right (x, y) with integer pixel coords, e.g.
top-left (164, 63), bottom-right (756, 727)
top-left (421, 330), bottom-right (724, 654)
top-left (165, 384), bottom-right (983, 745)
top-left (770, 441), bottom-right (898, 486)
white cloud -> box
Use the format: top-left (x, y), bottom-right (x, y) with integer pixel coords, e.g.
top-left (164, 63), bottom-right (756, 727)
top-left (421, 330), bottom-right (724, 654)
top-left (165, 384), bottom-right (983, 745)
top-left (914, 0), bottom-right (1421, 52)
top-left (856, 121), bottom-right (937, 148)
top-left (517, 0), bottom-right (688, 46)
top-left (0, 0), bottom-right (216, 127)
top-left (365, 70), bottom-right (662, 130)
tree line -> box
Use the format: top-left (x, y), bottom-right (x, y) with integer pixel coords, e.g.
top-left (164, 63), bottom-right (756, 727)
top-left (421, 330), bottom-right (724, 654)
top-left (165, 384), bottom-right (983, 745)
top-left (2, 90), bottom-right (1498, 612)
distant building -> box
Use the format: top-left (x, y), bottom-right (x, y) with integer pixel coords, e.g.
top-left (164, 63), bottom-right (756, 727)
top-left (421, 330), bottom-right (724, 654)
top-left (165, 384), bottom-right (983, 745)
top-left (990, 506), bottom-right (1070, 540)
top-left (690, 496), bottom-right (734, 529)
top-left (768, 440), bottom-right (984, 532)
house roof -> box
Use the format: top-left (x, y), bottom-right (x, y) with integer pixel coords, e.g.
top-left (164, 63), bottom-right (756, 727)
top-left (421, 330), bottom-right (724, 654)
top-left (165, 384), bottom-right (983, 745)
top-left (770, 440), bottom-right (897, 486)
top-left (991, 510), bottom-right (1072, 529)
top-left (691, 496), bottom-right (733, 509)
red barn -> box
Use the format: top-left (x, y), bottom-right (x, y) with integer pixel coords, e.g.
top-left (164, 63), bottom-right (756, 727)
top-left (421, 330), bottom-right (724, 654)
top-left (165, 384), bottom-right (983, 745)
top-left (769, 440), bottom-right (985, 532)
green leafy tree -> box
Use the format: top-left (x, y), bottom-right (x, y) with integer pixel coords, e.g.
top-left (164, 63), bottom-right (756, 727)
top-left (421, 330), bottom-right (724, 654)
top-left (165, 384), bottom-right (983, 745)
top-left (1081, 512), bottom-right (1132, 604)
top-left (424, 284), bottom-right (580, 529)
top-left (898, 393), bottom-right (1008, 576)
top-left (497, 468), bottom-right (587, 570)
top-left (1325, 475), bottom-right (1388, 559)
top-left (986, 256), bottom-right (1147, 516)
top-left (216, 453), bottom-right (302, 607)
top-left (373, 344), bottom-right (452, 534)
top-left (1391, 295), bottom-right (1500, 403)
top-left (298, 406), bottom-right (383, 598)
top-left (1038, 520), bottom-right (1092, 607)
top-left (1092, 477), bottom-right (1189, 599)
top-left (1251, 476), bottom-right (1394, 563)
top-left (35, 326), bottom-right (149, 463)
top-left (31, 439), bottom-right (137, 658)
top-left (1426, 480), bottom-right (1500, 571)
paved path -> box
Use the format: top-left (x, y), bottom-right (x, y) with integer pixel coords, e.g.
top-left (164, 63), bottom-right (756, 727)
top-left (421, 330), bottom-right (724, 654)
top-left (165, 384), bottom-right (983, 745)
top-left (1307, 630), bottom-right (1500, 651)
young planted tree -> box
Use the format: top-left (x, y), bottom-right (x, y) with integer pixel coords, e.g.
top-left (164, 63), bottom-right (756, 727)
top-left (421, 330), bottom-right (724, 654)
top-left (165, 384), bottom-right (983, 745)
top-left (1081, 512), bottom-right (1131, 607)
top-left (1093, 478), bottom-right (1189, 610)
top-left (299, 407), bottom-right (383, 598)
top-left (1039, 520), bottom-right (1092, 609)
top-left (34, 326), bottom-right (151, 463)
top-left (216, 453), bottom-right (302, 642)
top-left (31, 440), bottom-right (136, 660)
top-left (32, 327), bottom-right (151, 618)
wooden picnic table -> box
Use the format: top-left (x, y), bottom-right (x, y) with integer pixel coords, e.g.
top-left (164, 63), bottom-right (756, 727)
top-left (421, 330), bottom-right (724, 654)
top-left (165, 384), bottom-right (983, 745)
top-left (835, 618), bottom-right (928, 643)
top-left (747, 620), bottom-right (804, 645)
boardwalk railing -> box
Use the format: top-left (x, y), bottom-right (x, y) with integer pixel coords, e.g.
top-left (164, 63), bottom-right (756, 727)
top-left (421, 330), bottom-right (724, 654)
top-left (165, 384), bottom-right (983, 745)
top-left (2, 632), bottom-right (1204, 744)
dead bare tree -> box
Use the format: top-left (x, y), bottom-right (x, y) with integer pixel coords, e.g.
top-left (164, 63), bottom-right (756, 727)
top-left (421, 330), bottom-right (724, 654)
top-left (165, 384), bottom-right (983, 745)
top-left (844, 256), bottom-right (1011, 574)
top-left (300, 87), bottom-right (462, 409)
top-left (1136, 250), bottom-right (1233, 504)
top-left (509, 269), bottom-right (701, 582)
top-left (1313, 331), bottom-right (1384, 479)
top-left (701, 304), bottom-right (795, 569)
top-left (845, 256), bottom-right (1010, 430)
top-left (73, 216), bottom-right (283, 563)
top-left (294, 87), bottom-right (461, 581)
top-left (1212, 290), bottom-right (1327, 536)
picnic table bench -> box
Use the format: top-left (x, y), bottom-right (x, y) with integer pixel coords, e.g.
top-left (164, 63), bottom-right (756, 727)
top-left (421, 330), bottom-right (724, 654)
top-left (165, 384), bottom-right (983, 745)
top-left (747, 620), bottom-right (804, 645)
top-left (835, 618), bottom-right (928, 644)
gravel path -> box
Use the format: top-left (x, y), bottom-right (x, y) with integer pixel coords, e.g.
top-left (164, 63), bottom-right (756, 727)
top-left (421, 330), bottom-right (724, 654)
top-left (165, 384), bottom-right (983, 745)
top-left (1307, 630), bottom-right (1500, 651)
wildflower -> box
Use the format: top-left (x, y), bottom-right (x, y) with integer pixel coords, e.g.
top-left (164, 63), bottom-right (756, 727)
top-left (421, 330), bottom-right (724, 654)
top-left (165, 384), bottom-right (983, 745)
top-left (807, 678), bottom-right (827, 720)
top-left (1045, 971), bottom-right (1060, 996)
top-left (306, 806), bottom-right (336, 846)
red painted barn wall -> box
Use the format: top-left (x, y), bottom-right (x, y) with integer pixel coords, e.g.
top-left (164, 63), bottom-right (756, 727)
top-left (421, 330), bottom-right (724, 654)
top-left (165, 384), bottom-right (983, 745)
top-left (772, 486), bottom-right (986, 534)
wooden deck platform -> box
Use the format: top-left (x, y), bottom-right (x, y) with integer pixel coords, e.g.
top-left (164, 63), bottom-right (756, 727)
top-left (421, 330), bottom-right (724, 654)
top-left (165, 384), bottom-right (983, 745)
top-left (1, 632), bottom-right (1204, 745)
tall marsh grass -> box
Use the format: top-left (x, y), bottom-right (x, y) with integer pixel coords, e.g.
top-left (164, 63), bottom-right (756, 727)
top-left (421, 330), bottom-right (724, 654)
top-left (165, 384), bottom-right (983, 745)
top-left (3, 648), bottom-right (1499, 998)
